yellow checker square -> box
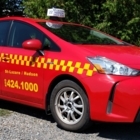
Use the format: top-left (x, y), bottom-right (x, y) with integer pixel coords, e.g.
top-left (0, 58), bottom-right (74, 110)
top-left (37, 62), bottom-right (42, 68)
top-left (15, 59), bottom-right (20, 64)
top-left (21, 60), bottom-right (25, 65)
top-left (43, 63), bottom-right (47, 69)
top-left (53, 59), bottom-right (58, 65)
top-left (47, 58), bottom-right (52, 63)
top-left (60, 60), bottom-right (65, 66)
top-left (67, 61), bottom-right (73, 67)
top-left (77, 68), bottom-right (84, 74)
top-left (62, 65), bottom-right (67, 71)
top-left (69, 66), bottom-right (75, 72)
top-left (26, 60), bottom-right (30, 66)
top-left (93, 67), bottom-right (97, 71)
top-left (84, 63), bottom-right (90, 70)
top-left (55, 65), bottom-right (60, 71)
top-left (0, 53), bottom-right (4, 58)
top-left (75, 62), bottom-right (81, 68)
top-left (41, 58), bottom-right (45, 63)
top-left (49, 64), bottom-right (54, 69)
top-left (19, 55), bottom-right (23, 60)
top-left (35, 57), bottom-right (39, 62)
top-left (0, 53), bottom-right (3, 62)
top-left (23, 56), bottom-right (28, 61)
top-left (11, 59), bottom-right (15, 64)
top-left (86, 69), bottom-right (94, 76)
top-left (29, 56), bottom-right (33, 61)
top-left (9, 54), bottom-right (14, 59)
top-left (14, 55), bottom-right (18, 59)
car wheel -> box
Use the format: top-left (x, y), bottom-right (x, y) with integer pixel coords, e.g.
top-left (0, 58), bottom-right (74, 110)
top-left (50, 80), bottom-right (90, 132)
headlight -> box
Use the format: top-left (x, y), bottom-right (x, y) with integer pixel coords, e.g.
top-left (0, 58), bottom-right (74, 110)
top-left (87, 56), bottom-right (139, 76)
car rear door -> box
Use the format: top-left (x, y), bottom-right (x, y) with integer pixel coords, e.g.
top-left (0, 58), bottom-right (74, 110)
top-left (0, 21), bottom-right (45, 107)
top-left (0, 20), bottom-right (12, 97)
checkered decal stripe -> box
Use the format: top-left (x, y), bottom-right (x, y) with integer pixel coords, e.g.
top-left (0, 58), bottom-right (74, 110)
top-left (0, 53), bottom-right (97, 76)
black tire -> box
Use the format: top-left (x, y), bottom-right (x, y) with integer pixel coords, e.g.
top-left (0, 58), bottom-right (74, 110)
top-left (50, 80), bottom-right (90, 132)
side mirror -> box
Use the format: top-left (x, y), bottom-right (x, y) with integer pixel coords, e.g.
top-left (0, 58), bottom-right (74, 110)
top-left (22, 39), bottom-right (42, 50)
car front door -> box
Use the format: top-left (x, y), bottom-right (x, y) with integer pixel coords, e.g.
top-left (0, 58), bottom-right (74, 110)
top-left (0, 21), bottom-right (45, 106)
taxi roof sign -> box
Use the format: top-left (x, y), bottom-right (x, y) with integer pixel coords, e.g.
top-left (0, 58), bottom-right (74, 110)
top-left (47, 8), bottom-right (65, 18)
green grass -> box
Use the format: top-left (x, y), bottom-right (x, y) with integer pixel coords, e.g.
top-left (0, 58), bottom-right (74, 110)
top-left (0, 109), bottom-right (12, 116)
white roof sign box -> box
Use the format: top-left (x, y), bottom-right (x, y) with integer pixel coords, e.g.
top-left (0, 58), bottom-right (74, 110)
top-left (47, 8), bottom-right (65, 18)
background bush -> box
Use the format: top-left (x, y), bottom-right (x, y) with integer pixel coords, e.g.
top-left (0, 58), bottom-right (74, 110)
top-left (21, 0), bottom-right (140, 46)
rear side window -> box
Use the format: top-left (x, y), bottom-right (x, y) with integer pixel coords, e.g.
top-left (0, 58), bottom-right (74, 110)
top-left (0, 21), bottom-right (11, 46)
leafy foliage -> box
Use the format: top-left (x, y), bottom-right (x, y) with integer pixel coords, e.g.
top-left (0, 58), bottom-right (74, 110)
top-left (99, 0), bottom-right (140, 46)
top-left (0, 0), bottom-right (24, 17)
top-left (0, 0), bottom-right (6, 17)
top-left (22, 0), bottom-right (140, 46)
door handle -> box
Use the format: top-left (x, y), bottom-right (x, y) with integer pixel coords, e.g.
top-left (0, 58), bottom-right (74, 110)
top-left (1, 57), bottom-right (10, 61)
top-left (46, 62), bottom-right (54, 64)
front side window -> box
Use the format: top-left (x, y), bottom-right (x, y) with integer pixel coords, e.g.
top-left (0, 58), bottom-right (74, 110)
top-left (0, 21), bottom-right (11, 46)
top-left (8, 21), bottom-right (60, 51)
top-left (38, 21), bottom-right (126, 45)
top-left (8, 21), bottom-right (44, 48)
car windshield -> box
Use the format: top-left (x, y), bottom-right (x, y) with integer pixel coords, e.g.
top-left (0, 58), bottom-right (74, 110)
top-left (38, 21), bottom-right (125, 45)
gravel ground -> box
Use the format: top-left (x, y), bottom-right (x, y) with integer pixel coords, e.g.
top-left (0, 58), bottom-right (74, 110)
top-left (1, 100), bottom-right (140, 140)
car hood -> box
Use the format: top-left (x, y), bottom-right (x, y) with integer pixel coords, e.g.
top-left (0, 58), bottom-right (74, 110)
top-left (79, 45), bottom-right (140, 69)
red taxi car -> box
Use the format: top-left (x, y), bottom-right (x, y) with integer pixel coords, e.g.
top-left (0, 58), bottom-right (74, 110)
top-left (0, 16), bottom-right (140, 132)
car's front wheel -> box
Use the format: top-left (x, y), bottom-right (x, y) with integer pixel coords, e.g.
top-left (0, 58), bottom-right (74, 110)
top-left (50, 80), bottom-right (90, 132)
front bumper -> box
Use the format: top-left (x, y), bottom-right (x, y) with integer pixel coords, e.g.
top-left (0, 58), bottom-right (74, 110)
top-left (112, 76), bottom-right (140, 122)
top-left (82, 74), bottom-right (140, 122)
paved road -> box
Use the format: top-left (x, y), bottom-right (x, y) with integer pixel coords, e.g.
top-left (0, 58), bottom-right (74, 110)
top-left (0, 100), bottom-right (140, 140)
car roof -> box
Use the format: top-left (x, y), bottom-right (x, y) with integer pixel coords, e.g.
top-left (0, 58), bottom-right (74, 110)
top-left (0, 16), bottom-right (87, 27)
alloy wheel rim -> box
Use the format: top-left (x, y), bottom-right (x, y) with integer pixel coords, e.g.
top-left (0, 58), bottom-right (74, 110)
top-left (55, 87), bottom-right (84, 125)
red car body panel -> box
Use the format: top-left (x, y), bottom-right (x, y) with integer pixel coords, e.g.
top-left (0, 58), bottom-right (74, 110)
top-left (0, 16), bottom-right (140, 123)
top-left (80, 45), bottom-right (140, 67)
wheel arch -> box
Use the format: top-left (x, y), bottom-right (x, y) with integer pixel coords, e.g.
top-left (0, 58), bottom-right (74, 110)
top-left (45, 74), bottom-right (87, 112)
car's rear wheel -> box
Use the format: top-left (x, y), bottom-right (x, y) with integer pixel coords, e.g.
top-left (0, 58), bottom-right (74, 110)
top-left (50, 80), bottom-right (90, 132)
